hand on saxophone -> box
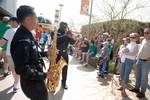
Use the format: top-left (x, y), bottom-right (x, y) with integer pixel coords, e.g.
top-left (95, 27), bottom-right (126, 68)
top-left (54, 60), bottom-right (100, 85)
top-left (46, 70), bottom-right (54, 79)
top-left (56, 49), bottom-right (59, 54)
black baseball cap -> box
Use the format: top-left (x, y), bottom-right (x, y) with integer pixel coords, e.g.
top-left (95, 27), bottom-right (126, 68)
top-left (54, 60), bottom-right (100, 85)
top-left (9, 17), bottom-right (19, 23)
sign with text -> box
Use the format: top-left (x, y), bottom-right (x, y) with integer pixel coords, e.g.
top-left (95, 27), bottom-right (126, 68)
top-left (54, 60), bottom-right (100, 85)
top-left (80, 0), bottom-right (90, 15)
top-left (54, 9), bottom-right (60, 23)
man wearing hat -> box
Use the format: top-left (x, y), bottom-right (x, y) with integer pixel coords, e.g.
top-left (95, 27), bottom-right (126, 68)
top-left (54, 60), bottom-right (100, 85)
top-left (0, 16), bottom-right (11, 48)
top-left (0, 16), bottom-right (11, 77)
top-left (0, 17), bottom-right (20, 93)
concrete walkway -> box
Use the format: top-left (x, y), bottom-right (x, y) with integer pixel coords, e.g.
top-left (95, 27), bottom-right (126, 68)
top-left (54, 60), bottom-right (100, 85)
top-left (0, 56), bottom-right (150, 100)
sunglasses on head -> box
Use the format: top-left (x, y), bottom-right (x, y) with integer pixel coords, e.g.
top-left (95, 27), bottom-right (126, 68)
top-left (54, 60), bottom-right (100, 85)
top-left (144, 32), bottom-right (150, 34)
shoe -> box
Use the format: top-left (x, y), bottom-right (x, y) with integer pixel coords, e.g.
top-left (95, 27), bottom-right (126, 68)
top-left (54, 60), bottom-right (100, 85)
top-left (84, 63), bottom-right (88, 67)
top-left (117, 87), bottom-right (123, 91)
top-left (115, 72), bottom-right (120, 75)
top-left (13, 88), bottom-right (18, 93)
top-left (97, 73), bottom-right (101, 77)
top-left (136, 92), bottom-right (145, 98)
top-left (104, 71), bottom-right (108, 74)
top-left (129, 88), bottom-right (139, 93)
top-left (78, 57), bottom-right (81, 60)
top-left (101, 74), bottom-right (104, 78)
top-left (79, 61), bottom-right (84, 64)
top-left (62, 84), bottom-right (68, 90)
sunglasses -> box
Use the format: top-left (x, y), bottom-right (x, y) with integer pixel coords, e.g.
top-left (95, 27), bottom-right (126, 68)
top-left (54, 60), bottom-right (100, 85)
top-left (144, 32), bottom-right (150, 34)
top-left (130, 37), bottom-right (136, 39)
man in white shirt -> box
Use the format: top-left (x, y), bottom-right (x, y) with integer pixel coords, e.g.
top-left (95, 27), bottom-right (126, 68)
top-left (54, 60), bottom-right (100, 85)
top-left (0, 17), bottom-right (20, 93)
top-left (130, 28), bottom-right (150, 98)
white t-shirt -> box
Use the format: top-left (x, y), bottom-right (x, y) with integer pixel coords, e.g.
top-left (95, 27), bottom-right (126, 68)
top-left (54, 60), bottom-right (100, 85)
top-left (138, 39), bottom-right (150, 59)
top-left (3, 28), bottom-right (17, 56)
top-left (125, 42), bottom-right (138, 60)
top-left (118, 44), bottom-right (126, 63)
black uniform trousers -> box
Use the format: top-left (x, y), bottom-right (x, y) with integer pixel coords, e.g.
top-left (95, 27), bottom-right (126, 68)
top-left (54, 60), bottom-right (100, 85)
top-left (20, 78), bottom-right (48, 100)
top-left (57, 51), bottom-right (69, 84)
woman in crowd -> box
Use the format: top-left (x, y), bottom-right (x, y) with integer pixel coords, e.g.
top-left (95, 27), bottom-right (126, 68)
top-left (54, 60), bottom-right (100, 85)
top-left (119, 33), bottom-right (139, 96)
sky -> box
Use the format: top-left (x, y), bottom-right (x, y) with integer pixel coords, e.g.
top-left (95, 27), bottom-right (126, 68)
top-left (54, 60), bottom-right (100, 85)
top-left (17, 0), bottom-right (150, 32)
top-left (17, 0), bottom-right (87, 31)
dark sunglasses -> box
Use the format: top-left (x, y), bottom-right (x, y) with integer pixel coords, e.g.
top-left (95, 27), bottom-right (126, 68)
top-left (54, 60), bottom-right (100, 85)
top-left (130, 37), bottom-right (136, 39)
top-left (144, 32), bottom-right (150, 34)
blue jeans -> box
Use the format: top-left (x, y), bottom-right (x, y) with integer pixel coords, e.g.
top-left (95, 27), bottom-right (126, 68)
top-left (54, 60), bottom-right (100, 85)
top-left (120, 62), bottom-right (125, 80)
top-left (99, 58), bottom-right (108, 74)
top-left (135, 59), bottom-right (150, 93)
top-left (122, 58), bottom-right (135, 84)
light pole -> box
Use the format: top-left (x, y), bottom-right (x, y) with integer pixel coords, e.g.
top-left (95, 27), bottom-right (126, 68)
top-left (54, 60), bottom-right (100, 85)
top-left (59, 4), bottom-right (64, 22)
top-left (88, 0), bottom-right (93, 39)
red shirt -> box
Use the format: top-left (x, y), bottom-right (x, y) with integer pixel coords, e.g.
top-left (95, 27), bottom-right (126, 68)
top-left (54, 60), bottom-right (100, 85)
top-left (35, 30), bottom-right (41, 40)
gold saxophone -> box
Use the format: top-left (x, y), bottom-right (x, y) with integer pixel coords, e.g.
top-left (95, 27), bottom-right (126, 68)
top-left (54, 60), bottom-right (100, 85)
top-left (47, 31), bottom-right (66, 92)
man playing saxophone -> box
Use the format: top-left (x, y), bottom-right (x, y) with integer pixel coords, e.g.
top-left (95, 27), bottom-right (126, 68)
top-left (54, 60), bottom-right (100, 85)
top-left (57, 22), bottom-right (75, 89)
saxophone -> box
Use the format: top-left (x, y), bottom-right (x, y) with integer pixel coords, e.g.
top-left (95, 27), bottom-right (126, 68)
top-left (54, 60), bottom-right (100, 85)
top-left (47, 31), bottom-right (66, 92)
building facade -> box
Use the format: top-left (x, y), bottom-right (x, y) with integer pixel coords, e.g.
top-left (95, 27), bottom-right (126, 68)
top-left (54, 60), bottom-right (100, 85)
top-left (0, 0), bottom-right (17, 19)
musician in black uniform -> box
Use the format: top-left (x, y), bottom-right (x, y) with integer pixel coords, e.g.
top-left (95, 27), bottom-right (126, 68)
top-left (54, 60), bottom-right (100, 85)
top-left (11, 5), bottom-right (49, 100)
top-left (57, 22), bottom-right (75, 89)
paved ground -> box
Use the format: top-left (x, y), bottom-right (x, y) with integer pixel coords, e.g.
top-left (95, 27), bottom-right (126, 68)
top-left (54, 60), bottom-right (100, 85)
top-left (0, 56), bottom-right (150, 100)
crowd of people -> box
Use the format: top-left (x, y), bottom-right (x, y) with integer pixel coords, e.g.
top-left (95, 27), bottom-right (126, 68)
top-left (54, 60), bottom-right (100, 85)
top-left (71, 32), bottom-right (114, 77)
top-left (0, 4), bottom-right (150, 100)
top-left (115, 30), bottom-right (150, 98)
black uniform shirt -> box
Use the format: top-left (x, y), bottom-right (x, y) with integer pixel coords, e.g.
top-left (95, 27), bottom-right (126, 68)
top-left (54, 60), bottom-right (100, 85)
top-left (11, 25), bottom-right (46, 81)
top-left (57, 34), bottom-right (75, 52)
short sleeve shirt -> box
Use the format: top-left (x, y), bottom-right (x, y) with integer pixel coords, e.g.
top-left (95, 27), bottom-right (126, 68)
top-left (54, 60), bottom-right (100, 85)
top-left (3, 28), bottom-right (17, 55)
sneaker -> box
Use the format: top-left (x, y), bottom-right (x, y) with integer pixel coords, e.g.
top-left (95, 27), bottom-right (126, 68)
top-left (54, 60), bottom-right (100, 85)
top-left (136, 92), bottom-right (145, 98)
top-left (129, 88), bottom-right (139, 93)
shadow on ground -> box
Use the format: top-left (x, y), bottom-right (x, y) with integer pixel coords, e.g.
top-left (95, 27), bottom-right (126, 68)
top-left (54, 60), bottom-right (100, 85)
top-left (97, 74), bottom-right (113, 86)
top-left (49, 86), bottom-right (65, 100)
top-left (76, 65), bottom-right (96, 72)
top-left (0, 85), bottom-right (14, 100)
top-left (69, 57), bottom-right (80, 66)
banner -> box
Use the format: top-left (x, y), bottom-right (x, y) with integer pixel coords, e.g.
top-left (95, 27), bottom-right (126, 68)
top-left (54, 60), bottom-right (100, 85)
top-left (80, 0), bottom-right (90, 15)
top-left (54, 9), bottom-right (59, 23)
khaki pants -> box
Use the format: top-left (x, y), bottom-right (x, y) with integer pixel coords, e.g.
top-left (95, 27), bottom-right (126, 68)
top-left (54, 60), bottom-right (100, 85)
top-left (2, 49), bottom-right (9, 73)
top-left (7, 55), bottom-right (20, 88)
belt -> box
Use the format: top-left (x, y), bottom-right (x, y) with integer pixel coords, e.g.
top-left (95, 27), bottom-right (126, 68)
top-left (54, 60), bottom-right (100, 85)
top-left (140, 59), bottom-right (148, 61)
